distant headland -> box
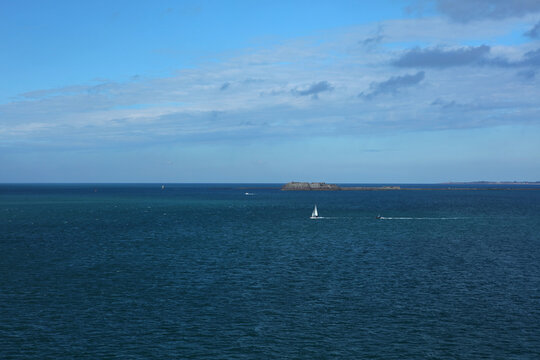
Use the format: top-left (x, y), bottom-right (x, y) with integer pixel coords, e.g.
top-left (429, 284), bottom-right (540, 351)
top-left (443, 181), bottom-right (540, 185)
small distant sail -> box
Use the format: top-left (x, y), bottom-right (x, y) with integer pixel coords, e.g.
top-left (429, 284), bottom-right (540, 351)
top-left (161, 185), bottom-right (165, 190)
top-left (310, 205), bottom-right (319, 219)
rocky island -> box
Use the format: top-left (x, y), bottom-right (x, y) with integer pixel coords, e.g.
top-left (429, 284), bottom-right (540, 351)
top-left (281, 182), bottom-right (400, 191)
top-left (282, 182), bottom-right (341, 191)
top-left (280, 181), bottom-right (540, 191)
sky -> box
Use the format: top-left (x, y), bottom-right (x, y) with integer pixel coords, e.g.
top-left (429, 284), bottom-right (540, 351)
top-left (1, 0), bottom-right (540, 183)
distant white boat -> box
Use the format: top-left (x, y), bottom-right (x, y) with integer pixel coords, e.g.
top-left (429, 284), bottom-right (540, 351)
top-left (310, 205), bottom-right (321, 219)
top-left (244, 192), bottom-right (254, 196)
top-left (161, 185), bottom-right (165, 190)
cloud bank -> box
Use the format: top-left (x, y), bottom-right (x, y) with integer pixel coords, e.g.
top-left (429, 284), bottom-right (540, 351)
top-left (1, 14), bottom-right (540, 151)
top-left (359, 71), bottom-right (425, 99)
top-left (291, 81), bottom-right (334, 99)
top-left (524, 21), bottom-right (540, 38)
top-left (393, 45), bottom-right (490, 68)
top-left (418, 0), bottom-right (540, 22)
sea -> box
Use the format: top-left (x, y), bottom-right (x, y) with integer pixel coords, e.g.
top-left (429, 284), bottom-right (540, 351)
top-left (1, 184), bottom-right (539, 359)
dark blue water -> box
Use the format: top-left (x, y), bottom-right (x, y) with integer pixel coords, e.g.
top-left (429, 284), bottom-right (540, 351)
top-left (1, 184), bottom-right (540, 359)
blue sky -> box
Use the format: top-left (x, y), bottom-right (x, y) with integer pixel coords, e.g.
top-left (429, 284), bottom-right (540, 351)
top-left (1, 0), bottom-right (540, 182)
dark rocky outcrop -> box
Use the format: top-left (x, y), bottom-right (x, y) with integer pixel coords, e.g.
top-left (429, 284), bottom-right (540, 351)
top-left (281, 182), bottom-right (400, 191)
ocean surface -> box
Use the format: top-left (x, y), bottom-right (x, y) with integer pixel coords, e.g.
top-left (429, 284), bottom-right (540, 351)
top-left (1, 184), bottom-right (540, 359)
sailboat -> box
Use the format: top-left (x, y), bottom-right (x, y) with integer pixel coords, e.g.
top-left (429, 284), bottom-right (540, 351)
top-left (310, 205), bottom-right (321, 219)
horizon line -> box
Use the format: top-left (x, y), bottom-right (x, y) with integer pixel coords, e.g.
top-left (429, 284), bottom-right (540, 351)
top-left (1, 181), bottom-right (539, 185)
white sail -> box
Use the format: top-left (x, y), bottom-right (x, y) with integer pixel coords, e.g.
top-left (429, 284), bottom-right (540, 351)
top-left (312, 205), bottom-right (318, 218)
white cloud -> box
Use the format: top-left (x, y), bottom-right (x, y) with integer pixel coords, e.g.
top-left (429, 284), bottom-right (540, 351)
top-left (1, 15), bottom-right (540, 150)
